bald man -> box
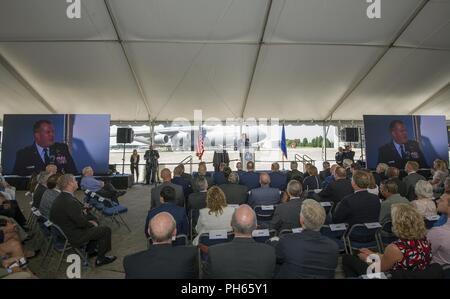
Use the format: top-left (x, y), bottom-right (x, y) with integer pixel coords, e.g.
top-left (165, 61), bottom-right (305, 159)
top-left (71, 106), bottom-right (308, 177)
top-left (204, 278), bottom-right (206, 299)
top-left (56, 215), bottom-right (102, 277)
top-left (150, 168), bottom-right (184, 209)
top-left (319, 166), bottom-right (354, 207)
top-left (248, 173), bottom-right (281, 208)
top-left (204, 205), bottom-right (276, 279)
top-left (124, 212), bottom-right (198, 279)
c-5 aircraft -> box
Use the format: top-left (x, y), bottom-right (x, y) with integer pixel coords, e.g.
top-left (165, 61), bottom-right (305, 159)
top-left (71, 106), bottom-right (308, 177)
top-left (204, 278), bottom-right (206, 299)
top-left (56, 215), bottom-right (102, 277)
top-left (111, 125), bottom-right (268, 151)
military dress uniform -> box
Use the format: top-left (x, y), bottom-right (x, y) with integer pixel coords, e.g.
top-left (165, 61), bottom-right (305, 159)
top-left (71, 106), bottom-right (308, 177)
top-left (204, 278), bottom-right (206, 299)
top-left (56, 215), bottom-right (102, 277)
top-left (378, 140), bottom-right (428, 169)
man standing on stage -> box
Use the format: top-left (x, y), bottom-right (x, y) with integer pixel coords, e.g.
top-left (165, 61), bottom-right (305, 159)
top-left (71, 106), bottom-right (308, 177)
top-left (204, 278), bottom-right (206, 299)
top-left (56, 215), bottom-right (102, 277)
top-left (144, 145), bottom-right (160, 185)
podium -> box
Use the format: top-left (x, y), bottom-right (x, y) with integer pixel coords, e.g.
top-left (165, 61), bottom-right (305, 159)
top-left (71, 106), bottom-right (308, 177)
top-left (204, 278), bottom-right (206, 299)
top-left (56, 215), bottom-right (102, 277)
top-left (241, 147), bottom-right (255, 170)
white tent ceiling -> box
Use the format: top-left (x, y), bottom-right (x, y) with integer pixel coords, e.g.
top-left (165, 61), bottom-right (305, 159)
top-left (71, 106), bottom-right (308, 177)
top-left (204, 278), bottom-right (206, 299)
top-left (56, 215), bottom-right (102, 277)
top-left (0, 0), bottom-right (449, 122)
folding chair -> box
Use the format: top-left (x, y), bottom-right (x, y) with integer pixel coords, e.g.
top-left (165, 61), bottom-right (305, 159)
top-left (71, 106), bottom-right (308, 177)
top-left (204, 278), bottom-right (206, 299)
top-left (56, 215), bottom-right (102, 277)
top-left (147, 234), bottom-right (188, 249)
top-left (344, 223), bottom-right (382, 255)
top-left (198, 230), bottom-right (234, 262)
top-left (320, 224), bottom-right (347, 253)
top-left (254, 205), bottom-right (277, 228)
top-left (279, 227), bottom-right (303, 237)
top-left (379, 221), bottom-right (397, 251)
top-left (45, 223), bottom-right (88, 272)
top-left (189, 209), bottom-right (200, 241)
top-left (251, 229), bottom-right (277, 243)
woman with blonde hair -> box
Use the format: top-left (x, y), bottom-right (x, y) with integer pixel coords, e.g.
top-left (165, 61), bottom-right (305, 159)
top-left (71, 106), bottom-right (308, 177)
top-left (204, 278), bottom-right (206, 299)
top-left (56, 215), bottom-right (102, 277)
top-left (412, 180), bottom-right (437, 218)
top-left (193, 186), bottom-right (235, 245)
top-left (342, 203), bottom-right (432, 277)
top-left (430, 159), bottom-right (449, 193)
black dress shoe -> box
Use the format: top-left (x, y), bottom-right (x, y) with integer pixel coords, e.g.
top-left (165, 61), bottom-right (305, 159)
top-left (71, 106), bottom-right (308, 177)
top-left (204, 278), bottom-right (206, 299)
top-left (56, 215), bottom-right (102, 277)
top-left (95, 256), bottom-right (117, 267)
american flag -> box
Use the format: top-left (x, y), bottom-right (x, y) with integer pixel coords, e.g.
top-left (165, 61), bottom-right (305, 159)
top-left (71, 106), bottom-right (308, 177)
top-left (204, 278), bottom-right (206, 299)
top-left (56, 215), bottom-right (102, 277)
top-left (196, 125), bottom-right (205, 160)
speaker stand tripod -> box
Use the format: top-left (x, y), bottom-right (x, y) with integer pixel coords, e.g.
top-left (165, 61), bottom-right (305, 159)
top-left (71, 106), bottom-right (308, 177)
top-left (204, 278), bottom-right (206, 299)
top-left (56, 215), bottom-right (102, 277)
top-left (121, 143), bottom-right (126, 175)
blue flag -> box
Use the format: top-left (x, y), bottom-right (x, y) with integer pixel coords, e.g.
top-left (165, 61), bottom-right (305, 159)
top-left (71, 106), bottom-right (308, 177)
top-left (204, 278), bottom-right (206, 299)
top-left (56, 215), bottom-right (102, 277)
top-left (281, 124), bottom-right (287, 159)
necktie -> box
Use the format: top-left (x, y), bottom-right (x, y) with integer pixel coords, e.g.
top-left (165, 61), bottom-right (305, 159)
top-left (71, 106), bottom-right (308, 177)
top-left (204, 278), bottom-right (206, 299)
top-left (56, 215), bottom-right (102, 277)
top-left (43, 148), bottom-right (50, 165)
top-left (400, 145), bottom-right (406, 158)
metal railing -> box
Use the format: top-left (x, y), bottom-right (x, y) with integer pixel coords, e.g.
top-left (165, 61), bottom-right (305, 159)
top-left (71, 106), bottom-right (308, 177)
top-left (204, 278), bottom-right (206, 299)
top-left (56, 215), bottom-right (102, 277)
top-left (178, 155), bottom-right (193, 174)
top-left (294, 154), bottom-right (316, 169)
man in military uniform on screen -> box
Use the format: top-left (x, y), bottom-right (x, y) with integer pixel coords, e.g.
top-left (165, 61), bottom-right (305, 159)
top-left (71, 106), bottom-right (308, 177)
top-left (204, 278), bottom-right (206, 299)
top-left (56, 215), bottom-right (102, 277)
top-left (13, 120), bottom-right (78, 176)
top-left (378, 120), bottom-right (428, 170)
top-left (144, 144), bottom-right (159, 185)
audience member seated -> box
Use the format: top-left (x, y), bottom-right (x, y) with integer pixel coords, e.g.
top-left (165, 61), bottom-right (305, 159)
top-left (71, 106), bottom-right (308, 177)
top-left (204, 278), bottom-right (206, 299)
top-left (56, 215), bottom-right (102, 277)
top-left (403, 161), bottom-right (426, 201)
top-left (39, 173), bottom-right (62, 219)
top-left (321, 164), bottom-right (338, 189)
top-left (430, 159), bottom-right (449, 194)
top-left (239, 161), bottom-right (260, 190)
top-left (412, 180), bottom-right (437, 218)
top-left (275, 199), bottom-right (338, 279)
top-left (335, 147), bottom-right (344, 166)
top-left (270, 180), bottom-right (304, 232)
top-left (172, 165), bottom-right (193, 199)
top-left (80, 166), bottom-right (125, 203)
top-left (0, 193), bottom-right (27, 229)
top-left (192, 162), bottom-right (214, 193)
top-left (178, 163), bottom-right (192, 182)
top-left (203, 205), bottom-right (276, 279)
top-left (213, 163), bottom-right (227, 186)
top-left (332, 170), bottom-right (381, 227)
top-left (0, 166), bottom-right (15, 201)
top-left (193, 187), bottom-right (234, 245)
top-left (343, 159), bottom-right (353, 179)
top-left (235, 162), bottom-right (245, 177)
top-left (362, 169), bottom-right (380, 196)
top-left (342, 203), bottom-right (432, 277)
top-left (303, 166), bottom-right (321, 192)
top-left (218, 169), bottom-right (248, 205)
top-left (269, 163), bottom-right (287, 191)
top-left (151, 168), bottom-right (185, 209)
top-left (386, 167), bottom-right (408, 198)
top-left (248, 173), bottom-right (281, 208)
top-left (373, 163), bottom-right (389, 186)
top-left (187, 177), bottom-right (208, 211)
top-left (379, 179), bottom-right (409, 224)
top-left (427, 192), bottom-right (450, 266)
top-left (319, 162), bottom-right (331, 182)
top-left (49, 174), bottom-right (116, 267)
top-left (124, 212), bottom-right (198, 279)
top-left (319, 166), bottom-right (353, 207)
top-left (145, 186), bottom-right (188, 239)
top-left (32, 171), bottom-right (50, 209)
top-left (286, 161), bottom-right (304, 183)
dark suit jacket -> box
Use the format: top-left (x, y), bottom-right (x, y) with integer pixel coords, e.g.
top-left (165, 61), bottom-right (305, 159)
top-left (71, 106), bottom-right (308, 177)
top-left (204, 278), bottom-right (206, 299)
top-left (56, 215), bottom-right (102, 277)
top-left (32, 183), bottom-right (48, 209)
top-left (213, 172), bottom-right (226, 186)
top-left (270, 197), bottom-right (303, 231)
top-left (151, 182), bottom-right (185, 209)
top-left (403, 172), bottom-right (426, 201)
top-left (269, 172), bottom-right (287, 191)
top-left (286, 169), bottom-right (303, 182)
top-left (13, 142), bottom-right (77, 176)
top-left (378, 140), bottom-right (428, 169)
top-left (218, 183), bottom-right (248, 205)
top-left (187, 191), bottom-right (207, 211)
top-left (49, 191), bottom-right (92, 246)
top-left (145, 202), bottom-right (188, 238)
top-left (332, 190), bottom-right (381, 226)
top-left (275, 230), bottom-right (339, 279)
top-left (303, 175), bottom-right (321, 191)
top-left (123, 244), bottom-right (199, 279)
top-left (171, 177), bottom-right (192, 198)
top-left (319, 179), bottom-right (354, 206)
top-left (319, 169), bottom-right (331, 182)
top-left (239, 172), bottom-right (260, 190)
top-left (204, 238), bottom-right (276, 279)
top-left (391, 177), bottom-right (408, 198)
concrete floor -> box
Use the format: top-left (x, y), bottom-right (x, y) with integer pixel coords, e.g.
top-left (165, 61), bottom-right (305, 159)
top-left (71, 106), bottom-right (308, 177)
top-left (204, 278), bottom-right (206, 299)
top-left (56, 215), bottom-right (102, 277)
top-left (17, 184), bottom-right (345, 279)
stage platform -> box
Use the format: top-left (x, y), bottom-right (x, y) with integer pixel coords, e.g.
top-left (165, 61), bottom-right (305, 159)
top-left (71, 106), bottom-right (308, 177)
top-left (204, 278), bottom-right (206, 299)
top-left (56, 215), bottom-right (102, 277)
top-left (3, 174), bottom-right (133, 191)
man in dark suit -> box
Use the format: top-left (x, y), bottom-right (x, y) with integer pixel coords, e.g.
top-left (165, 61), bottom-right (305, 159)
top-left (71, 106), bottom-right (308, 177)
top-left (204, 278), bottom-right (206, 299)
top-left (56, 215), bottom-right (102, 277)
top-left (13, 120), bottom-right (77, 176)
top-left (191, 162), bottom-right (214, 193)
top-left (213, 163), bottom-right (227, 186)
top-left (269, 163), bottom-right (287, 191)
top-left (319, 162), bottom-right (331, 182)
top-left (124, 212), bottom-right (198, 279)
top-left (145, 186), bottom-right (188, 238)
top-left (203, 205), bottom-right (276, 279)
top-left (172, 165), bottom-right (192, 199)
top-left (286, 161), bottom-right (304, 183)
top-left (239, 161), bottom-right (260, 190)
top-left (151, 168), bottom-right (184, 209)
top-left (275, 199), bottom-right (339, 279)
top-left (319, 167), bottom-right (354, 207)
top-left (270, 180), bottom-right (304, 232)
top-left (178, 163), bottom-right (192, 182)
top-left (248, 173), bottom-right (281, 208)
top-left (144, 145), bottom-right (160, 184)
top-left (386, 167), bottom-right (408, 198)
top-left (187, 177), bottom-right (208, 211)
top-left (49, 174), bottom-right (116, 267)
top-left (332, 170), bottom-right (381, 227)
top-left (403, 161), bottom-right (426, 201)
top-left (378, 120), bottom-right (428, 169)
top-left (32, 171), bottom-right (51, 209)
top-left (219, 171), bottom-right (248, 205)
